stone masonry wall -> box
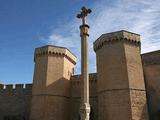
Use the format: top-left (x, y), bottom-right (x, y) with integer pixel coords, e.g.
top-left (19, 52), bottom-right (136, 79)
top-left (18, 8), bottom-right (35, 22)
top-left (142, 50), bottom-right (160, 120)
top-left (0, 84), bottom-right (32, 120)
top-left (130, 90), bottom-right (149, 120)
top-left (98, 89), bottom-right (131, 120)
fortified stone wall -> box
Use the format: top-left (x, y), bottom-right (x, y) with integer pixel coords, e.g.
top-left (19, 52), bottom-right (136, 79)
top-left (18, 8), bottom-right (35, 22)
top-left (0, 84), bottom-right (32, 120)
top-left (0, 73), bottom-right (97, 120)
top-left (0, 31), bottom-right (160, 120)
top-left (142, 50), bottom-right (160, 120)
top-left (70, 73), bottom-right (98, 120)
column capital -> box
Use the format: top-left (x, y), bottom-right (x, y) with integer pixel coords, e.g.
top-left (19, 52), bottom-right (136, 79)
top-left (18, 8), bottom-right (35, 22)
top-left (80, 24), bottom-right (90, 37)
top-left (80, 24), bottom-right (90, 29)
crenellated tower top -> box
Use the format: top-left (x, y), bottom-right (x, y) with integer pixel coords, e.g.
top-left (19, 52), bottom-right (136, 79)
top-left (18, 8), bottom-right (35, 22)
top-left (34, 45), bottom-right (77, 65)
top-left (94, 30), bottom-right (141, 52)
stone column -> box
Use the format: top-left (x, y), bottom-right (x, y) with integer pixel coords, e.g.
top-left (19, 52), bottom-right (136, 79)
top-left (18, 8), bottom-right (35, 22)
top-left (77, 6), bottom-right (91, 120)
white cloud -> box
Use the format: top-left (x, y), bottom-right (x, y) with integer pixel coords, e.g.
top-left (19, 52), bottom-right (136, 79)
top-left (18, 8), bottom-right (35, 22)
top-left (41, 0), bottom-right (160, 73)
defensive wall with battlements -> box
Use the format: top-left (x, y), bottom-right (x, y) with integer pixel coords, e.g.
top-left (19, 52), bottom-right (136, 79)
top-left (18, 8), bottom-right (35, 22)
top-left (0, 84), bottom-right (32, 120)
top-left (0, 30), bottom-right (160, 120)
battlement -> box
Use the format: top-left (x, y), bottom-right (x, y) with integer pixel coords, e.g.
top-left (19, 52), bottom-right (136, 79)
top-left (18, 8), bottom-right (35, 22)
top-left (71, 73), bottom-right (97, 84)
top-left (142, 50), bottom-right (160, 65)
top-left (0, 84), bottom-right (32, 91)
top-left (71, 73), bottom-right (97, 97)
top-left (0, 83), bottom-right (32, 119)
top-left (94, 30), bottom-right (141, 52)
top-left (0, 84), bottom-right (3, 89)
top-left (34, 45), bottom-right (77, 64)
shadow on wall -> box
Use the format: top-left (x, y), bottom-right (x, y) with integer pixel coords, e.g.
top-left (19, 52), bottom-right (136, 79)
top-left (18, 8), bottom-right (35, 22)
top-left (44, 78), bottom-right (97, 120)
top-left (0, 84), bottom-right (32, 120)
top-left (31, 77), bottom-right (71, 120)
top-left (40, 75), bottom-right (98, 120)
top-left (146, 86), bottom-right (160, 120)
top-left (3, 114), bottom-right (25, 120)
top-left (141, 103), bottom-right (149, 120)
top-left (45, 77), bottom-right (71, 96)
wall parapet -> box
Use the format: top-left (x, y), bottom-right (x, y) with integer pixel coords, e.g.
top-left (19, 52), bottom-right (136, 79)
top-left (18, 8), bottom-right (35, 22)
top-left (71, 73), bottom-right (97, 84)
top-left (71, 73), bottom-right (97, 86)
top-left (0, 84), bottom-right (32, 91)
top-left (142, 50), bottom-right (160, 65)
top-left (0, 84), bottom-right (3, 89)
top-left (94, 30), bottom-right (141, 52)
top-left (34, 45), bottom-right (77, 65)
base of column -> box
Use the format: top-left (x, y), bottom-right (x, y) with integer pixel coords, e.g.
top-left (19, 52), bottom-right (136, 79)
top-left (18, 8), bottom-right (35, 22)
top-left (79, 103), bottom-right (90, 120)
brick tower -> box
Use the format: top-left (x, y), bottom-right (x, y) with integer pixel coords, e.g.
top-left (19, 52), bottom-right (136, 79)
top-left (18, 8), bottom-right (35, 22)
top-left (30, 45), bottom-right (77, 120)
top-left (94, 30), bottom-right (149, 120)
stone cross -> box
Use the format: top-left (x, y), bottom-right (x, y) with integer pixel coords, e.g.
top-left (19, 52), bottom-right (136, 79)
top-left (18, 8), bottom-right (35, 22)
top-left (77, 6), bottom-right (91, 120)
top-left (77, 6), bottom-right (92, 25)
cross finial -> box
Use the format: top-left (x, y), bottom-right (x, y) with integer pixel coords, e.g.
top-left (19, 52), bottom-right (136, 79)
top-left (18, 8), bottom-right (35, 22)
top-left (77, 6), bottom-right (92, 25)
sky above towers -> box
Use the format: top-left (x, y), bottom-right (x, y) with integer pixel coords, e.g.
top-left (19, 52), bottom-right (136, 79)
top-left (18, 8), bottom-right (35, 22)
top-left (0, 0), bottom-right (160, 84)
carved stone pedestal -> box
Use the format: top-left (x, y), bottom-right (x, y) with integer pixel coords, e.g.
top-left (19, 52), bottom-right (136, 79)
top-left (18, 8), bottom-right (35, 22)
top-left (79, 103), bottom-right (90, 120)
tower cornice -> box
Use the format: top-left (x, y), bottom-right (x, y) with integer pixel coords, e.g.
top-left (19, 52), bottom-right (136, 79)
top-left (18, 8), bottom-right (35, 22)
top-left (94, 30), bottom-right (141, 52)
top-left (34, 45), bottom-right (77, 65)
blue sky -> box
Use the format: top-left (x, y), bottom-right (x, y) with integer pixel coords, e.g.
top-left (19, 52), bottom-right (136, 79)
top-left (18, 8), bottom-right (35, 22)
top-left (0, 0), bottom-right (160, 84)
